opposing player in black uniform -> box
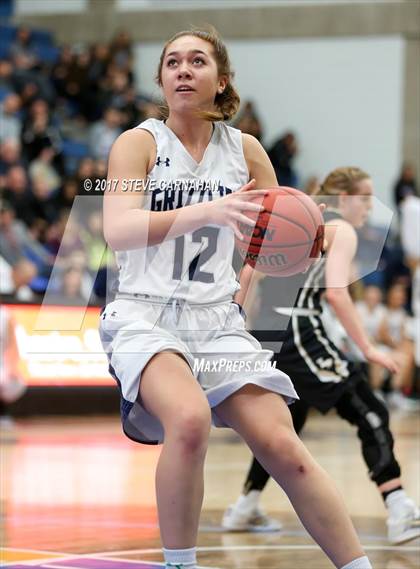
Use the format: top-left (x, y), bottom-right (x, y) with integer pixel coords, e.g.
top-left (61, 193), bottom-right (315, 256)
top-left (223, 167), bottom-right (420, 545)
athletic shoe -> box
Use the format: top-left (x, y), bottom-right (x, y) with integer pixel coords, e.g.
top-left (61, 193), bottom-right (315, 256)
top-left (222, 504), bottom-right (282, 532)
top-left (387, 391), bottom-right (420, 412)
top-left (387, 498), bottom-right (420, 544)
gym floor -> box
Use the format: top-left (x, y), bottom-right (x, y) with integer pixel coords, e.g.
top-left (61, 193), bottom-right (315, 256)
top-left (1, 410), bottom-right (419, 568)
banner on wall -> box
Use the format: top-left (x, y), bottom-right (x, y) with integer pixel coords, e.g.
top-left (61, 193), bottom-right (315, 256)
top-left (2, 304), bottom-right (113, 387)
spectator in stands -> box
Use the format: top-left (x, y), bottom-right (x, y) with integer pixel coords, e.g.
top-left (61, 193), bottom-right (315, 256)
top-left (94, 158), bottom-right (107, 181)
top-left (234, 101), bottom-right (263, 142)
top-left (88, 43), bottom-right (111, 85)
top-left (0, 59), bottom-right (15, 92)
top-left (11, 30), bottom-right (54, 104)
top-left (67, 249), bottom-right (95, 301)
top-left (53, 266), bottom-right (89, 306)
top-left (30, 176), bottom-right (60, 225)
top-left (3, 165), bottom-right (35, 226)
top-left (268, 131), bottom-right (298, 187)
top-left (0, 139), bottom-right (23, 186)
top-left (0, 93), bottom-right (22, 142)
top-left (75, 156), bottom-right (95, 192)
top-left (400, 193), bottom-right (420, 399)
top-left (0, 199), bottom-right (53, 275)
top-left (356, 285), bottom-right (389, 394)
top-left (105, 70), bottom-right (130, 108)
top-left (59, 49), bottom-right (90, 107)
top-left (394, 163), bottom-right (418, 209)
top-left (377, 283), bottom-right (417, 410)
top-left (9, 26), bottom-right (38, 71)
top-left (19, 81), bottom-right (41, 113)
top-left (109, 30), bottom-right (133, 74)
top-left (82, 210), bottom-right (113, 273)
top-left (57, 176), bottom-right (78, 211)
top-left (117, 86), bottom-right (142, 129)
top-left (0, 256), bottom-right (36, 301)
top-left (51, 45), bottom-right (74, 99)
top-left (21, 99), bottom-right (62, 166)
top-left (89, 106), bottom-right (122, 160)
top-left (43, 210), bottom-right (69, 256)
top-left (356, 285), bottom-right (387, 343)
top-left (28, 146), bottom-right (61, 195)
top-left (54, 214), bottom-right (85, 259)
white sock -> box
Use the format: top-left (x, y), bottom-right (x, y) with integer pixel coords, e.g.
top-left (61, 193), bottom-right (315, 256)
top-left (236, 489), bottom-right (261, 511)
top-left (340, 556), bottom-right (372, 569)
top-left (163, 546), bottom-right (197, 568)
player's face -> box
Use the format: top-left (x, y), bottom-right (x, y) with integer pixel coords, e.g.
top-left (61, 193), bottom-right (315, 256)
top-left (341, 178), bottom-right (373, 228)
top-left (160, 36), bottom-right (227, 115)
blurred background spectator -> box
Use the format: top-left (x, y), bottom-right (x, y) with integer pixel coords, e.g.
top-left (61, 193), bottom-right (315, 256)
top-left (267, 131), bottom-right (298, 187)
top-left (393, 162), bottom-right (418, 209)
top-left (234, 100), bottom-right (264, 142)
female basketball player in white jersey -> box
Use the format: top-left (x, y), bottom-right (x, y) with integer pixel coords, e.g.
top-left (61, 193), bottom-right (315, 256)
top-left (224, 168), bottom-right (419, 545)
top-left (101, 28), bottom-right (371, 569)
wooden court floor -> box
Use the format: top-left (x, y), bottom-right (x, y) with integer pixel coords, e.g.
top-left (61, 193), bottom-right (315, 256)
top-left (1, 409), bottom-right (419, 569)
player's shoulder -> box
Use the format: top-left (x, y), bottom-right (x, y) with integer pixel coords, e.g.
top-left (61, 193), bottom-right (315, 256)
top-left (325, 215), bottom-right (354, 231)
top-left (241, 133), bottom-right (268, 168)
top-left (109, 126), bottom-right (156, 166)
top-left (325, 217), bottom-right (357, 250)
top-left (114, 126), bottom-right (156, 148)
top-left (241, 133), bottom-right (265, 155)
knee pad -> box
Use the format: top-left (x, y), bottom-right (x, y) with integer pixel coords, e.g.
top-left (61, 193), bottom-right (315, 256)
top-left (337, 386), bottom-right (401, 485)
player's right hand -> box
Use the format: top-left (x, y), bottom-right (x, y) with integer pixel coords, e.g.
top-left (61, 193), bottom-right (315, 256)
top-left (364, 345), bottom-right (399, 374)
top-left (207, 179), bottom-right (268, 240)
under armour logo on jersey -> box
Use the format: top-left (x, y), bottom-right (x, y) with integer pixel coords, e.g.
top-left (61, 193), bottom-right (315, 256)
top-left (156, 156), bottom-right (170, 167)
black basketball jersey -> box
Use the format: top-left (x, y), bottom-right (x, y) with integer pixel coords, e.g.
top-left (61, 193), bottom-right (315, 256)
top-left (254, 210), bottom-right (343, 338)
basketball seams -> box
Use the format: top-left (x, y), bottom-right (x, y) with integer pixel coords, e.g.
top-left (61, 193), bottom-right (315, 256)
top-left (286, 191), bottom-right (319, 232)
top-left (277, 186), bottom-right (321, 233)
top-left (259, 209), bottom-right (311, 240)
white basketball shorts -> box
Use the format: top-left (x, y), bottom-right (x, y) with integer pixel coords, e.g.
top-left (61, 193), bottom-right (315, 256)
top-left (99, 294), bottom-right (298, 444)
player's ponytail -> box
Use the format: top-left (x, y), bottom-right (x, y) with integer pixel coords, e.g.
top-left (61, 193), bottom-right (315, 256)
top-left (312, 166), bottom-right (370, 207)
top-left (156, 26), bottom-right (240, 122)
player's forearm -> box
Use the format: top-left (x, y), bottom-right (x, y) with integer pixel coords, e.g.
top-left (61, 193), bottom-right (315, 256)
top-left (325, 288), bottom-right (372, 355)
top-left (234, 265), bottom-right (253, 307)
top-left (235, 264), bottom-right (264, 316)
top-left (104, 202), bottom-right (208, 251)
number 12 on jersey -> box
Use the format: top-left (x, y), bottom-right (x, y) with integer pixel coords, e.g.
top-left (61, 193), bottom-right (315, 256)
top-left (172, 226), bottom-right (220, 283)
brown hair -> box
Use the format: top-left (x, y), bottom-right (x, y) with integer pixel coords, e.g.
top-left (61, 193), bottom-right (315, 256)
top-left (156, 26), bottom-right (240, 122)
top-left (312, 166), bottom-right (370, 207)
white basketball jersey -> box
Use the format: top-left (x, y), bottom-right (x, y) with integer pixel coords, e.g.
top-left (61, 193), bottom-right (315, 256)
top-left (115, 119), bottom-right (249, 302)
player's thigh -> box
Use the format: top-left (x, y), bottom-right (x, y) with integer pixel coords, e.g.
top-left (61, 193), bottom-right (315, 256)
top-left (215, 384), bottom-right (293, 442)
top-left (215, 385), bottom-right (312, 471)
top-left (140, 351), bottom-right (211, 432)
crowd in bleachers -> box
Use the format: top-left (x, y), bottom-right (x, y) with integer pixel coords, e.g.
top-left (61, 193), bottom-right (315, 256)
top-left (0, 23), bottom-right (161, 305)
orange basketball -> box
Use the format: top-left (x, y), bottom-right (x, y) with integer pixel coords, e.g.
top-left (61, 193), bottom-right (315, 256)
top-left (235, 186), bottom-right (324, 276)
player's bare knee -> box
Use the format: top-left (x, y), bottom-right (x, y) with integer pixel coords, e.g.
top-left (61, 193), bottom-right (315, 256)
top-left (170, 406), bottom-right (211, 456)
top-left (256, 427), bottom-right (311, 475)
